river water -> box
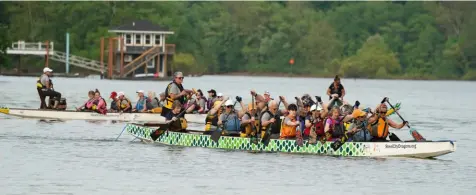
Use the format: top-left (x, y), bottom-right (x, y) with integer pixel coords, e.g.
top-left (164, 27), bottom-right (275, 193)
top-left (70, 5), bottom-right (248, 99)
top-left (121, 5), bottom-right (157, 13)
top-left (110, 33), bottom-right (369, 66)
top-left (0, 75), bottom-right (475, 195)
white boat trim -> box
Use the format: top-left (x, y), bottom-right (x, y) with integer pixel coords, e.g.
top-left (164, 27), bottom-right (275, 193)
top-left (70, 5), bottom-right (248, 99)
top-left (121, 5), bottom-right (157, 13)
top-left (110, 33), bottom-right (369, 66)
top-left (0, 107), bottom-right (207, 123)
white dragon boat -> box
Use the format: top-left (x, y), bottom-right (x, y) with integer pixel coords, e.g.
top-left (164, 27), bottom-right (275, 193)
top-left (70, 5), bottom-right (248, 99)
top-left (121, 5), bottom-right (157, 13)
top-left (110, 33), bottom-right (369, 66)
top-left (124, 123), bottom-right (456, 159)
top-left (0, 107), bottom-right (206, 123)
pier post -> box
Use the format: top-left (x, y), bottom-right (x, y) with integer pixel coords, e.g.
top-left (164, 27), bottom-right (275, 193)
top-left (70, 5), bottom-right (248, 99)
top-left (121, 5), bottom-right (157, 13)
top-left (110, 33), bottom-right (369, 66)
top-left (66, 33), bottom-right (70, 74)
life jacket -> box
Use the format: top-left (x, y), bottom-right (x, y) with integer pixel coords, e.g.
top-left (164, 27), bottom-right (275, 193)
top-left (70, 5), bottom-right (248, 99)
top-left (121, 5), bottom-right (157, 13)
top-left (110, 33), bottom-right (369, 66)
top-left (370, 117), bottom-right (389, 139)
top-left (110, 99), bottom-right (119, 110)
top-left (327, 117), bottom-right (345, 138)
top-left (91, 97), bottom-right (107, 114)
top-left (259, 110), bottom-right (282, 138)
top-left (221, 111), bottom-right (241, 132)
top-left (304, 117), bottom-right (325, 136)
top-left (164, 81), bottom-right (185, 110)
top-left (135, 96), bottom-right (147, 111)
top-left (169, 114), bottom-right (188, 132)
top-left (118, 97), bottom-right (132, 111)
top-left (279, 117), bottom-right (297, 139)
top-left (36, 74), bottom-right (52, 89)
top-left (205, 106), bottom-right (223, 131)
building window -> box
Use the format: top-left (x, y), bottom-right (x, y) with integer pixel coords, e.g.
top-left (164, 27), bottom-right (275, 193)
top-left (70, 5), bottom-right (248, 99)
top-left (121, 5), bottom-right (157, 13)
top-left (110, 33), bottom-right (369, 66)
top-left (155, 35), bottom-right (161, 45)
top-left (145, 34), bottom-right (151, 45)
top-left (146, 55), bottom-right (155, 68)
top-left (125, 34), bottom-right (132, 45)
top-left (135, 34), bottom-right (142, 45)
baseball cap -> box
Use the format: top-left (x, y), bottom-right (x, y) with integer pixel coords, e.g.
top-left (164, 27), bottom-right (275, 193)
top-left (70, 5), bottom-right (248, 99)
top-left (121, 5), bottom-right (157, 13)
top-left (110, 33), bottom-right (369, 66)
top-left (217, 93), bottom-right (223, 97)
top-left (174, 71), bottom-right (183, 77)
top-left (310, 104), bottom-right (323, 111)
top-left (352, 109), bottom-right (367, 118)
top-left (136, 90), bottom-right (144, 93)
top-left (110, 91), bottom-right (117, 98)
top-left (117, 91), bottom-right (125, 97)
top-left (207, 89), bottom-right (216, 94)
top-left (225, 99), bottom-right (234, 106)
top-left (264, 91), bottom-right (270, 95)
top-left (43, 67), bottom-right (53, 73)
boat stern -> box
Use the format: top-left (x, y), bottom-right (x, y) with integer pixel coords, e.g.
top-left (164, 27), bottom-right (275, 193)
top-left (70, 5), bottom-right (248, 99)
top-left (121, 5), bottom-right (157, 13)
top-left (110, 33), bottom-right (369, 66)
top-left (0, 107), bottom-right (9, 114)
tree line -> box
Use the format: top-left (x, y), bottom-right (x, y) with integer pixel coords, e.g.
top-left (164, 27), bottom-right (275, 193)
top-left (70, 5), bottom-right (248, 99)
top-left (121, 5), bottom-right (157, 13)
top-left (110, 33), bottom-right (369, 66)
top-left (1, 1), bottom-right (475, 80)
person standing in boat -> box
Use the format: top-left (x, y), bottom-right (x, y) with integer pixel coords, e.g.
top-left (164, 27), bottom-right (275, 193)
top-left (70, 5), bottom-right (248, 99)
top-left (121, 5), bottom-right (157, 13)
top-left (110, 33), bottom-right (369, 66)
top-left (37, 67), bottom-right (62, 109)
top-left (162, 71), bottom-right (192, 117)
top-left (109, 91), bottom-right (119, 112)
top-left (116, 92), bottom-right (132, 113)
top-left (327, 75), bottom-right (345, 107)
top-left (133, 90), bottom-right (148, 113)
top-left (367, 103), bottom-right (407, 142)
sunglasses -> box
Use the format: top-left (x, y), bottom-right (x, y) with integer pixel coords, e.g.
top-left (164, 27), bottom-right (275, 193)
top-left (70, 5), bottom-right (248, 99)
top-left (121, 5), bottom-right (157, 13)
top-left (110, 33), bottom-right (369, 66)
top-left (379, 111), bottom-right (387, 114)
top-left (226, 105), bottom-right (233, 108)
top-left (176, 77), bottom-right (184, 80)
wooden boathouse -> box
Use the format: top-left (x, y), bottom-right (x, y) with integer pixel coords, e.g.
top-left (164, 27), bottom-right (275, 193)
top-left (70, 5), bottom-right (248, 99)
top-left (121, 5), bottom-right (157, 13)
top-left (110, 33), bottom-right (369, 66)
top-left (104, 20), bottom-right (176, 79)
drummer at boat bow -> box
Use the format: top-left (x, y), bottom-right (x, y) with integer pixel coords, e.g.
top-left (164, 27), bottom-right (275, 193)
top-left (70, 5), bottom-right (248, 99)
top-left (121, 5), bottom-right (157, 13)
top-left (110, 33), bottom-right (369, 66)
top-left (37, 67), bottom-right (62, 109)
top-left (133, 90), bottom-right (147, 113)
top-left (327, 75), bottom-right (345, 101)
top-left (162, 71), bottom-right (193, 117)
top-left (367, 103), bottom-right (407, 142)
top-left (217, 98), bottom-right (246, 135)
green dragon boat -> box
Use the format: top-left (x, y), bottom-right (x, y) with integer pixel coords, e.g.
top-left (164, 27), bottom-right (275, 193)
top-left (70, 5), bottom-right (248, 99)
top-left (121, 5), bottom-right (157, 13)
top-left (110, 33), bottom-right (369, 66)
top-left (124, 123), bottom-right (456, 159)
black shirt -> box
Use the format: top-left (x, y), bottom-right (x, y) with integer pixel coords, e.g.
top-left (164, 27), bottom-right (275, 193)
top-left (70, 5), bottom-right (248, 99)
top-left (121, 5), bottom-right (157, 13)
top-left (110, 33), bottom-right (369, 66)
top-left (328, 83), bottom-right (344, 100)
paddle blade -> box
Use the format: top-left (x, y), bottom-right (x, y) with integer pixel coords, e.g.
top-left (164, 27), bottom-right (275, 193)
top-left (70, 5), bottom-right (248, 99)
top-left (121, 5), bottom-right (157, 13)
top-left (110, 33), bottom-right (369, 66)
top-left (150, 129), bottom-right (166, 141)
top-left (210, 129), bottom-right (222, 143)
top-left (410, 128), bottom-right (426, 141)
top-left (261, 130), bottom-right (271, 147)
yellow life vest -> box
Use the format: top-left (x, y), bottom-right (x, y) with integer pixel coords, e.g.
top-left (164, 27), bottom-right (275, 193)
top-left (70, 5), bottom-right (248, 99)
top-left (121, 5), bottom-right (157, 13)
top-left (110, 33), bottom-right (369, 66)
top-left (240, 112), bottom-right (259, 137)
top-left (204, 102), bottom-right (223, 131)
top-left (370, 117), bottom-right (389, 139)
top-left (164, 82), bottom-right (185, 109)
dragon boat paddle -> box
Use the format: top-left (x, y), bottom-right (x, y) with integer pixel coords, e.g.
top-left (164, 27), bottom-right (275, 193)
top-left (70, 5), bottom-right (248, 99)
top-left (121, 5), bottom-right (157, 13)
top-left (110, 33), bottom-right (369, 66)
top-left (385, 98), bottom-right (426, 141)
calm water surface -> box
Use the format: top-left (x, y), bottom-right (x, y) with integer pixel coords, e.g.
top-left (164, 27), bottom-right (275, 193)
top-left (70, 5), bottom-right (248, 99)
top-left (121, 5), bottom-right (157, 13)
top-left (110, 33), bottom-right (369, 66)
top-left (0, 75), bottom-right (475, 195)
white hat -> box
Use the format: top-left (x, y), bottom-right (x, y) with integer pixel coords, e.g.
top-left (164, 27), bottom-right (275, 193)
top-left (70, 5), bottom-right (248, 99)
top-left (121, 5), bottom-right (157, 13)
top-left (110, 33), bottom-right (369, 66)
top-left (264, 91), bottom-right (270, 95)
top-left (117, 91), bottom-right (125, 97)
top-left (217, 93), bottom-right (223, 97)
top-left (310, 104), bottom-right (323, 111)
top-left (136, 90), bottom-right (144, 93)
top-left (224, 99), bottom-right (234, 106)
top-left (43, 67), bottom-right (53, 73)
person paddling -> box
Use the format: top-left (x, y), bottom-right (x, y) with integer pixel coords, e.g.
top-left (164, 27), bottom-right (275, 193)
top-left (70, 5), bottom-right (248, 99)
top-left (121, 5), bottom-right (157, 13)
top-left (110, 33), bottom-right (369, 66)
top-left (165, 101), bottom-right (188, 132)
top-left (91, 89), bottom-right (107, 114)
top-left (367, 103), bottom-right (407, 142)
top-left (76, 90), bottom-right (95, 112)
top-left (109, 91), bottom-right (119, 112)
top-left (133, 90), bottom-right (147, 113)
top-left (116, 92), bottom-right (132, 113)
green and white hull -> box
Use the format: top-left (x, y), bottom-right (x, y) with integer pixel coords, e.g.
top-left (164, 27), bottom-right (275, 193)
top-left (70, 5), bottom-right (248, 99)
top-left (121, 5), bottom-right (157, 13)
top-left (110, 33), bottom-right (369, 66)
top-left (125, 124), bottom-right (456, 159)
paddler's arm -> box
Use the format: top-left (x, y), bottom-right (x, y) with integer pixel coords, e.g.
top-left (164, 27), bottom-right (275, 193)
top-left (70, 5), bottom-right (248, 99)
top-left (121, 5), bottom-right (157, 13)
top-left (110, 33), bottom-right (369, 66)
top-left (217, 113), bottom-right (225, 125)
top-left (305, 118), bottom-right (312, 128)
top-left (340, 87), bottom-right (346, 100)
top-left (278, 96), bottom-right (289, 110)
top-left (320, 101), bottom-right (328, 118)
top-left (284, 117), bottom-right (299, 126)
top-left (388, 118), bottom-right (407, 129)
top-left (209, 97), bottom-right (228, 115)
top-left (324, 119), bottom-right (331, 132)
top-left (237, 98), bottom-right (245, 117)
top-left (250, 90), bottom-right (265, 103)
top-left (260, 112), bottom-right (275, 127)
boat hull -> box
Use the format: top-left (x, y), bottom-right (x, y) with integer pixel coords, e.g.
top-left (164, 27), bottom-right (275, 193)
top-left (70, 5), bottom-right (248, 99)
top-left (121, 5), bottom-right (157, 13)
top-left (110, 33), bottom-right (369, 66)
top-left (125, 124), bottom-right (456, 158)
top-left (0, 107), bottom-right (206, 123)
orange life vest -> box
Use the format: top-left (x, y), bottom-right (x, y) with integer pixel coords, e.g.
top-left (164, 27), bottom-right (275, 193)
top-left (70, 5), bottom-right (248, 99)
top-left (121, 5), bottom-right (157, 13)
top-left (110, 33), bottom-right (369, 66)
top-left (370, 117), bottom-right (389, 139)
top-left (279, 117), bottom-right (297, 139)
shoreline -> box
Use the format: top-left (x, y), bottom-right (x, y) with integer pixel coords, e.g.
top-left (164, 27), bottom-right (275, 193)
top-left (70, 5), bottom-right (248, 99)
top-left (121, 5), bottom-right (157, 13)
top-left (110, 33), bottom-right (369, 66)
top-left (211, 72), bottom-right (475, 82)
top-left (2, 71), bottom-right (474, 82)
